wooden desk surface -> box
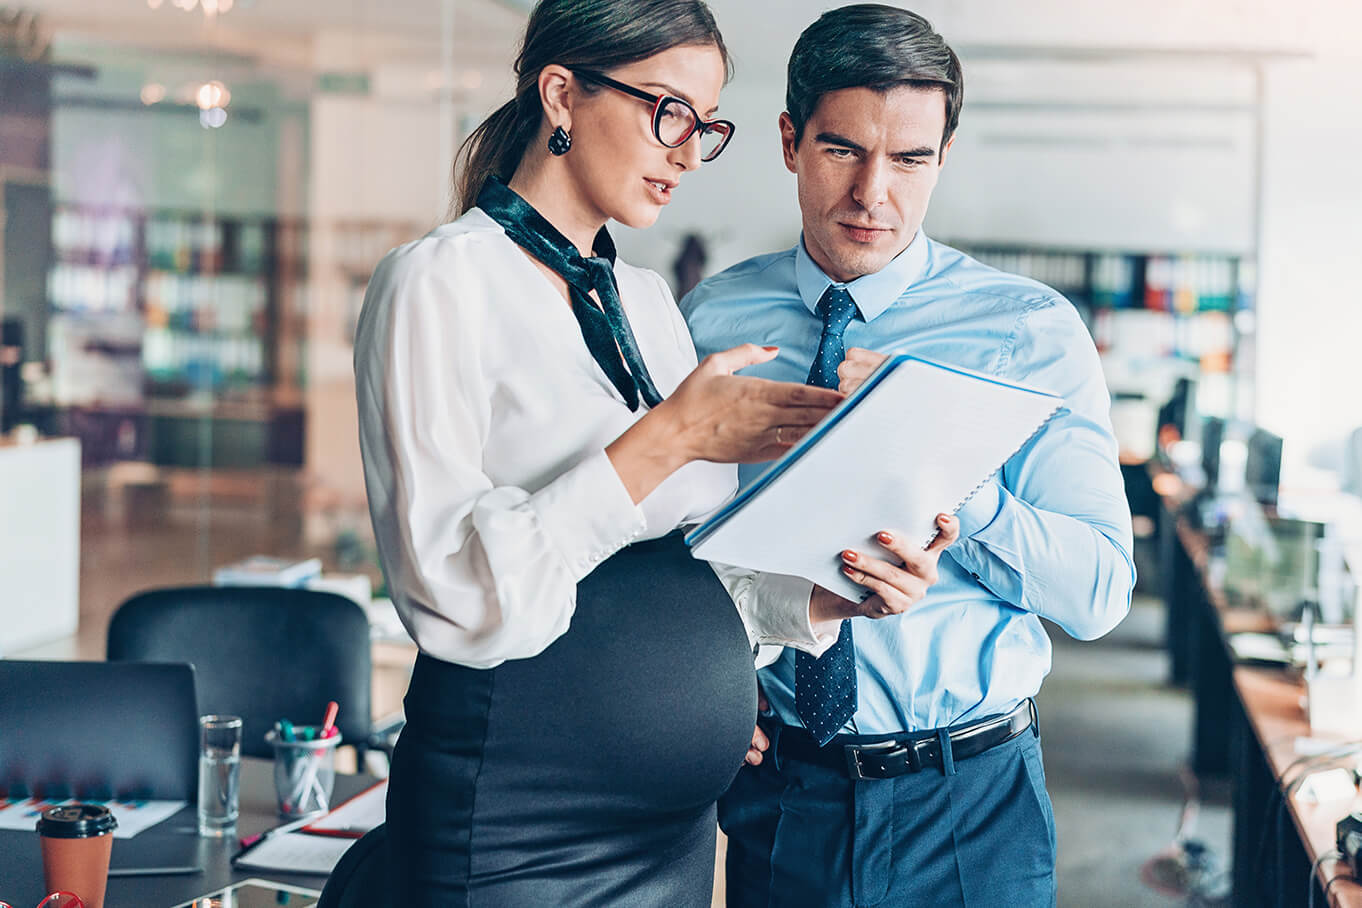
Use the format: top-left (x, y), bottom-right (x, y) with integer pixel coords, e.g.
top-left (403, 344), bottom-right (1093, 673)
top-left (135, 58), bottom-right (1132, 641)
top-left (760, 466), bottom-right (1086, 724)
top-left (1234, 667), bottom-right (1362, 908)
top-left (1154, 466), bottom-right (1362, 906)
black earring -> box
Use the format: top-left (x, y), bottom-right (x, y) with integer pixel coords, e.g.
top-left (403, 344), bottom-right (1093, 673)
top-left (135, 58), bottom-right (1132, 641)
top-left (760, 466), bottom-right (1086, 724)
top-left (547, 125), bottom-right (572, 156)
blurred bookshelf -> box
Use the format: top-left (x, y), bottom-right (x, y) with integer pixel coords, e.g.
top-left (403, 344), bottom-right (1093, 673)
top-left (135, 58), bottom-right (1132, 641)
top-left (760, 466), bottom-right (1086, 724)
top-left (31, 202), bottom-right (423, 468)
top-left (948, 242), bottom-right (1255, 464)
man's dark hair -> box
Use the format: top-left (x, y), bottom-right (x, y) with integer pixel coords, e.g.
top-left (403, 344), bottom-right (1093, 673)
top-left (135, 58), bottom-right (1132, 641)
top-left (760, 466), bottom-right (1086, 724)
top-left (785, 4), bottom-right (962, 154)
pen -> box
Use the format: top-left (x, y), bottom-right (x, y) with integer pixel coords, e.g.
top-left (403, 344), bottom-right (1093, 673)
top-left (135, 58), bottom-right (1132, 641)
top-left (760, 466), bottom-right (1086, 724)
top-left (321, 700), bottom-right (339, 739)
top-left (107, 864), bottom-right (202, 877)
top-left (322, 825), bottom-right (372, 837)
top-left (232, 809), bottom-right (325, 861)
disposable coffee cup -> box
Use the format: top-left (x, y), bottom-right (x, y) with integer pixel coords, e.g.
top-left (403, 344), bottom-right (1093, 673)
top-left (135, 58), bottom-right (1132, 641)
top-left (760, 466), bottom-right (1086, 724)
top-left (36, 804), bottom-right (118, 908)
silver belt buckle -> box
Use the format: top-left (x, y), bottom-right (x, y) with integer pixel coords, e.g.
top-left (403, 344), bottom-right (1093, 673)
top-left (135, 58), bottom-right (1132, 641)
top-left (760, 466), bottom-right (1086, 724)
top-left (843, 740), bottom-right (901, 780)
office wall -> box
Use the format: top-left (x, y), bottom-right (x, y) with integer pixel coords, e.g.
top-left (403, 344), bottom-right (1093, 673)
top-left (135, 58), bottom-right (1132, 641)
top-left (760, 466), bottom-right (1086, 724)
top-left (302, 37), bottom-right (516, 524)
top-left (1254, 34), bottom-right (1362, 488)
top-left (48, 39), bottom-right (308, 217)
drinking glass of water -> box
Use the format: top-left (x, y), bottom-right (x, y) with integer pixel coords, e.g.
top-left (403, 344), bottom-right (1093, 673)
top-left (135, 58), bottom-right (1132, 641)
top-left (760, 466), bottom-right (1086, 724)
top-left (197, 715), bottom-right (242, 837)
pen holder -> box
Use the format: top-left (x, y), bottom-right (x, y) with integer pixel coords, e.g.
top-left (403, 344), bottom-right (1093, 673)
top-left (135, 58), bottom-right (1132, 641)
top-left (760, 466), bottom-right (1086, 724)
top-left (265, 728), bottom-right (342, 817)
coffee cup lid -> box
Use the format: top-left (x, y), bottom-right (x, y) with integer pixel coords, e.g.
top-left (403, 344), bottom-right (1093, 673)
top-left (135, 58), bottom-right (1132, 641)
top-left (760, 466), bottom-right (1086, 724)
top-left (36, 804), bottom-right (118, 838)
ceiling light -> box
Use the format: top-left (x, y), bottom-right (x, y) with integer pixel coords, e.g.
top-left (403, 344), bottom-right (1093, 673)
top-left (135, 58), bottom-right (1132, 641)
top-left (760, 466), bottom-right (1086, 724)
top-left (150, 0), bottom-right (241, 19)
top-left (195, 80), bottom-right (230, 110)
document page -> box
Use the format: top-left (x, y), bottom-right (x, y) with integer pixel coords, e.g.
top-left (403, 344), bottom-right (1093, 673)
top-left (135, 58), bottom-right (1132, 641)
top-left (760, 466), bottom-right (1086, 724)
top-left (303, 779), bottom-right (386, 838)
top-left (688, 354), bottom-right (1061, 601)
top-left (0, 796), bottom-right (185, 838)
top-left (233, 830), bottom-right (354, 874)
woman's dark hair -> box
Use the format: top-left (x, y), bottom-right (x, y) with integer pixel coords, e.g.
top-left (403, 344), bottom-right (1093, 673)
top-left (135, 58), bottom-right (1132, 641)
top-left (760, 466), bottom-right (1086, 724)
top-left (454, 0), bottom-right (730, 215)
top-left (786, 4), bottom-right (962, 155)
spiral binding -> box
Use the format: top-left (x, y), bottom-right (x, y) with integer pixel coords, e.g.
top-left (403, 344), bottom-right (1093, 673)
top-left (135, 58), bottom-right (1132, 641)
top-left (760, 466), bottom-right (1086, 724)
top-left (929, 399), bottom-right (1064, 546)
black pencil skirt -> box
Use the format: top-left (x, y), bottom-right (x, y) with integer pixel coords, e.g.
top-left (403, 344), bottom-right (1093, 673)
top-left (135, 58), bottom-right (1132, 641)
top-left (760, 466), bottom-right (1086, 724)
top-left (385, 531), bottom-right (757, 905)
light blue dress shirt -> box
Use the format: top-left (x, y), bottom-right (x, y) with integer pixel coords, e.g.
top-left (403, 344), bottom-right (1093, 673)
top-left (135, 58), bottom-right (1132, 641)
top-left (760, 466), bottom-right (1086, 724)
top-left (681, 232), bottom-right (1136, 734)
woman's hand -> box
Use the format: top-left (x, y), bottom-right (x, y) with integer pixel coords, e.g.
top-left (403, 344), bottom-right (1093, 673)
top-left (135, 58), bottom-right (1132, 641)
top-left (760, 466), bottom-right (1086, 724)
top-left (607, 344), bottom-right (843, 503)
top-left (745, 688), bottom-right (771, 766)
top-left (809, 515), bottom-right (960, 624)
top-left (662, 344), bottom-right (844, 463)
top-left (837, 347), bottom-right (889, 395)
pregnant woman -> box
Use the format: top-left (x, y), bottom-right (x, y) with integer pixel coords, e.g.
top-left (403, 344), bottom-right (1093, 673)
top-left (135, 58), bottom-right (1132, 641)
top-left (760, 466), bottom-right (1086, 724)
top-left (355, 1), bottom-right (841, 902)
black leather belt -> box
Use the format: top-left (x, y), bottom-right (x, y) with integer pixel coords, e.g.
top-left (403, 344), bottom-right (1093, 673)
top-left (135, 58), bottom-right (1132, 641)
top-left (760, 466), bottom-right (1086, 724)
top-left (775, 699), bottom-right (1037, 780)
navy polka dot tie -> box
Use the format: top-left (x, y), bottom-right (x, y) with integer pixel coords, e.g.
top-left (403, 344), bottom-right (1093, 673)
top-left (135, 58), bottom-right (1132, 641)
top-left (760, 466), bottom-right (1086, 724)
top-left (795, 284), bottom-right (859, 746)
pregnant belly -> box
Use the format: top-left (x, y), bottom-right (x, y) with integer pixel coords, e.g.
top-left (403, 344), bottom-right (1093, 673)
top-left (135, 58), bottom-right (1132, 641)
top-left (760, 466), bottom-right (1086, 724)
top-left (483, 533), bottom-right (757, 816)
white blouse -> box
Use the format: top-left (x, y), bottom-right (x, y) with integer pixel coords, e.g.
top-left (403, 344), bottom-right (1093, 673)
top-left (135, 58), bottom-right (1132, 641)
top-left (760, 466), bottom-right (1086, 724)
top-left (355, 209), bottom-right (829, 670)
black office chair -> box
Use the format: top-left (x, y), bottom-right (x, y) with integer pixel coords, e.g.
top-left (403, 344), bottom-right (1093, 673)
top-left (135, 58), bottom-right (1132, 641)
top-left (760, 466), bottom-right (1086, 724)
top-left (107, 585), bottom-right (375, 760)
top-left (0, 660), bottom-right (199, 801)
top-left (317, 824), bottom-right (389, 908)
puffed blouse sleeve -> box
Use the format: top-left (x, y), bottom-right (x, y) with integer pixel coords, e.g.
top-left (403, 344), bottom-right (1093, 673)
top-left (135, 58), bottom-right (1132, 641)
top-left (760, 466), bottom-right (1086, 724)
top-left (354, 235), bottom-right (647, 669)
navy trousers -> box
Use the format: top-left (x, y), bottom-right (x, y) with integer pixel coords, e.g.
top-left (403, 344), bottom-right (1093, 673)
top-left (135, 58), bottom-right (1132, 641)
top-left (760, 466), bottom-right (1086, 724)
top-left (719, 722), bottom-right (1057, 908)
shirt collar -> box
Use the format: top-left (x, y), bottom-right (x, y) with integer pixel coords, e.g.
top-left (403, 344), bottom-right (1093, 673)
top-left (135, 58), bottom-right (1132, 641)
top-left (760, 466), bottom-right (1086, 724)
top-left (794, 229), bottom-right (931, 322)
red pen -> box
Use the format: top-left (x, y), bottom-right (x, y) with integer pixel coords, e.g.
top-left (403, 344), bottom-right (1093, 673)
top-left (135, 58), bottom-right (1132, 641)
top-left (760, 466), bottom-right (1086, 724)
top-left (321, 700), bottom-right (340, 739)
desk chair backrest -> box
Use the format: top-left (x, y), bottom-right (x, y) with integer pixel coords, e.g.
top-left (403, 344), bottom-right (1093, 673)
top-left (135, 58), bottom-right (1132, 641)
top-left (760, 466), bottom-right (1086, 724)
top-left (0, 660), bottom-right (198, 802)
top-left (107, 586), bottom-right (371, 760)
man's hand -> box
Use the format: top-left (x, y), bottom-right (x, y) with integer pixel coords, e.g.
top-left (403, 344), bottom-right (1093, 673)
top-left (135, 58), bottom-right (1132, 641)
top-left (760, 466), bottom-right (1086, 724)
top-left (810, 514), bottom-right (960, 624)
top-left (837, 347), bottom-right (889, 395)
top-left (745, 689), bottom-right (771, 766)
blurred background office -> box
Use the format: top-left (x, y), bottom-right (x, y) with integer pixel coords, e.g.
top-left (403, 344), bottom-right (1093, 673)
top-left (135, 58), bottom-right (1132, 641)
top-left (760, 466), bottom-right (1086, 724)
top-left (2, 1), bottom-right (1361, 905)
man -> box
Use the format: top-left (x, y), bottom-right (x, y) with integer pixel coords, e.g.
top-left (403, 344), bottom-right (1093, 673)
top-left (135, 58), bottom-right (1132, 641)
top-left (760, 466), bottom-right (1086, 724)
top-left (681, 6), bottom-right (1136, 906)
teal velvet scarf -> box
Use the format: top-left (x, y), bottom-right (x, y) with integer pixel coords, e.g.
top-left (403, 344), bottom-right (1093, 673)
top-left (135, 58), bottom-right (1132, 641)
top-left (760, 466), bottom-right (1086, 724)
top-left (477, 177), bottom-right (663, 412)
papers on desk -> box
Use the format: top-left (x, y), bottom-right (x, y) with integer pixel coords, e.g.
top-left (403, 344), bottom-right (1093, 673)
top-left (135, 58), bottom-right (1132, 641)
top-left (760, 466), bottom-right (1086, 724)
top-left (364, 597), bottom-right (414, 644)
top-left (303, 779), bottom-right (386, 838)
top-left (233, 780), bottom-right (386, 874)
top-left (213, 555), bottom-right (322, 587)
top-left (232, 831), bottom-right (355, 874)
top-left (687, 354), bottom-right (1062, 601)
top-left (0, 797), bottom-right (185, 838)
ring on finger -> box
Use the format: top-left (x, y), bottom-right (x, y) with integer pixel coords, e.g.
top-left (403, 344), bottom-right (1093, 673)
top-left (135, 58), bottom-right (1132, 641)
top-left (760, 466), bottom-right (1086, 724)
top-left (776, 425), bottom-right (788, 445)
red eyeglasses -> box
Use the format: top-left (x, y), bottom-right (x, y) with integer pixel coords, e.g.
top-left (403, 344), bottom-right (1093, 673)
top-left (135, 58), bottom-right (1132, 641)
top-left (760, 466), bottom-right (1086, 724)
top-left (0, 894), bottom-right (85, 908)
top-left (569, 67), bottom-right (735, 162)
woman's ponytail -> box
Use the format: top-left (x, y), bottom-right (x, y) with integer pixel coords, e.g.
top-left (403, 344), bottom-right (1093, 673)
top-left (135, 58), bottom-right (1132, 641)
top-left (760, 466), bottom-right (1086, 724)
top-left (453, 97), bottom-right (537, 216)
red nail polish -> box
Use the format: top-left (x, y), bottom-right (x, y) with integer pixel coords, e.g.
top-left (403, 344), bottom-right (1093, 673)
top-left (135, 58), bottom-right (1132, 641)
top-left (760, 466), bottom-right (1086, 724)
top-left (842, 550), bottom-right (858, 563)
top-left (877, 531), bottom-right (893, 544)
top-left (842, 566), bottom-right (856, 576)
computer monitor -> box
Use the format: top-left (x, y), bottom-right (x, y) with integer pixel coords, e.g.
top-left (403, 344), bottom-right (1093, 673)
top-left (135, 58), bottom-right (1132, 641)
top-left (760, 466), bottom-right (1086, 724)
top-left (1161, 377), bottom-right (1196, 439)
top-left (1245, 427), bottom-right (1284, 508)
top-left (0, 661), bottom-right (198, 801)
top-left (1200, 416), bottom-right (1225, 492)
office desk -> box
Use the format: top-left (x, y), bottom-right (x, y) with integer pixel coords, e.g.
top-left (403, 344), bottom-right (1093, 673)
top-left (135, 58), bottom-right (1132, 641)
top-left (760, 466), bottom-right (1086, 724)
top-left (1156, 474), bottom-right (1362, 906)
top-left (0, 760), bottom-right (375, 908)
top-left (1232, 667), bottom-right (1362, 908)
top-left (0, 437), bottom-right (80, 654)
